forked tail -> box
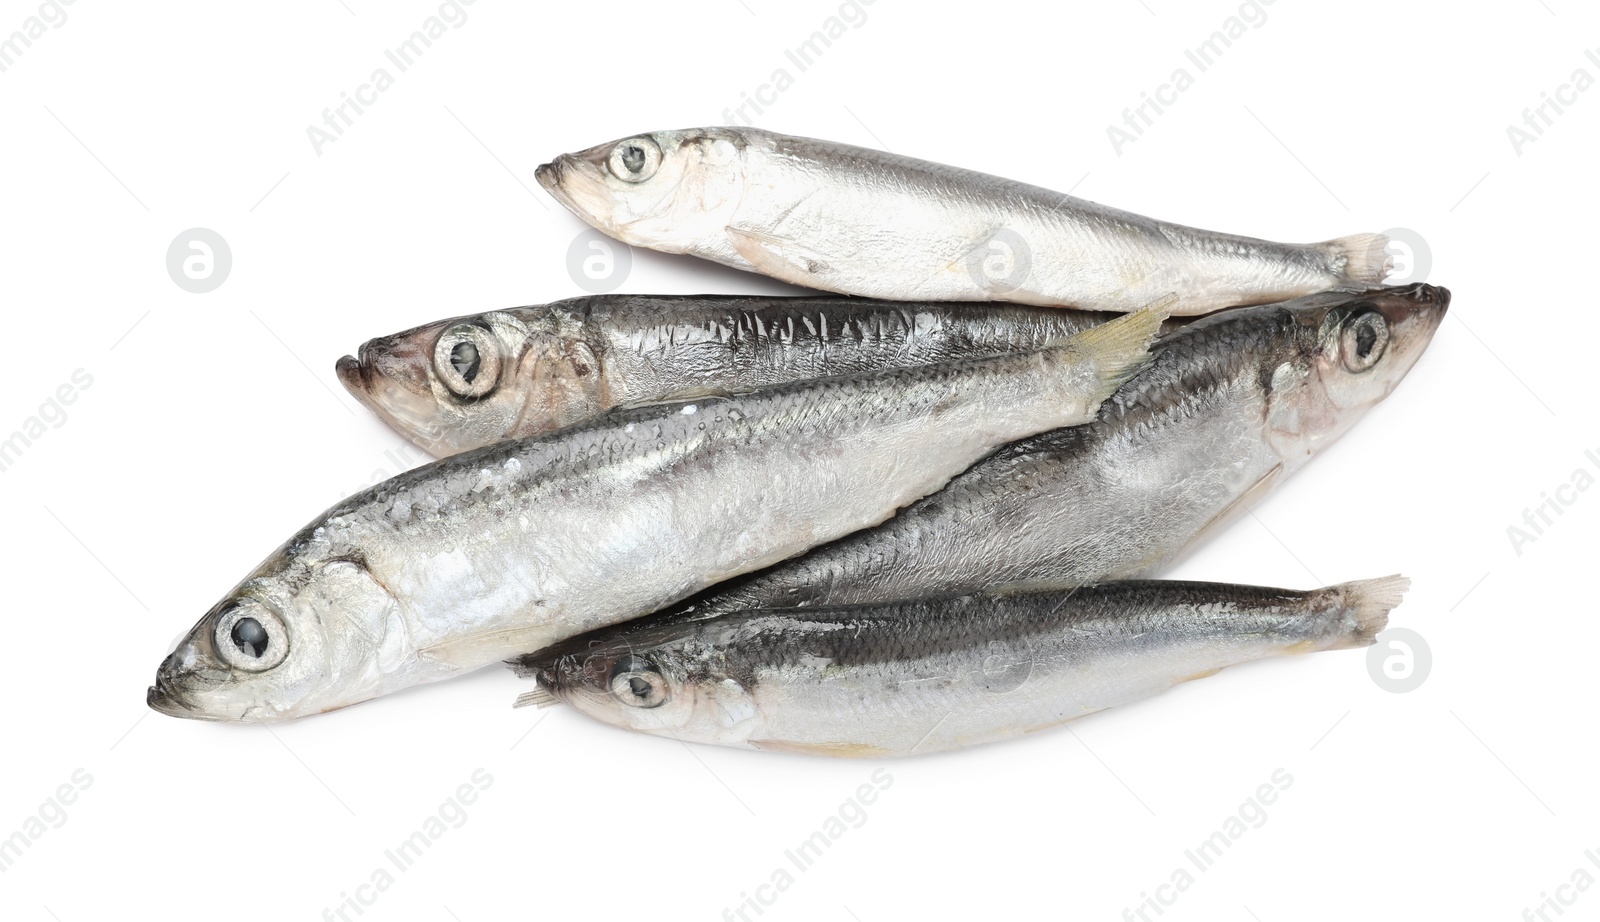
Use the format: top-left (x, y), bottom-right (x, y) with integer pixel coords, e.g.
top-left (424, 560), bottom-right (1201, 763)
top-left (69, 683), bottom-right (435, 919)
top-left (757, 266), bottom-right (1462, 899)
top-left (1320, 233), bottom-right (1393, 286)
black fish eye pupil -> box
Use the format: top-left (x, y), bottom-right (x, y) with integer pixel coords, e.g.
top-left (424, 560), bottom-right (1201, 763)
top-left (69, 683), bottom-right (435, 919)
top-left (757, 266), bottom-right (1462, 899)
top-left (628, 676), bottom-right (651, 698)
top-left (1355, 321), bottom-right (1377, 359)
top-left (450, 341), bottom-right (481, 383)
top-left (621, 145), bottom-right (646, 174)
top-left (231, 617), bottom-right (268, 658)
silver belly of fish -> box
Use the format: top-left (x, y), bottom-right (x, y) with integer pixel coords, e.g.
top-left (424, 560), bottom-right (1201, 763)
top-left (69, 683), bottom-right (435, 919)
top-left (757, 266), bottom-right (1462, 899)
top-left (528, 577), bottom-right (1407, 756)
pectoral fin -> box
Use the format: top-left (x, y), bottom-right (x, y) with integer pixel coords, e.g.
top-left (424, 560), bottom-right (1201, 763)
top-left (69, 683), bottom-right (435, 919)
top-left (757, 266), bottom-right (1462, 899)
top-left (420, 624), bottom-right (559, 670)
top-left (727, 227), bottom-right (850, 293)
top-left (609, 388), bottom-right (741, 413)
top-left (750, 738), bottom-right (895, 758)
top-left (512, 688), bottom-right (559, 709)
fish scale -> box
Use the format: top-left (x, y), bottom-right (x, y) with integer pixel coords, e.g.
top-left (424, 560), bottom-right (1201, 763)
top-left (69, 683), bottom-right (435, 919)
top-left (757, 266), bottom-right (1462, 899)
top-left (537, 126), bottom-right (1393, 313)
top-left (339, 294), bottom-right (1134, 456)
top-left (525, 284), bottom-right (1447, 642)
top-left (152, 306), bottom-right (1165, 720)
top-left (526, 577), bottom-right (1410, 756)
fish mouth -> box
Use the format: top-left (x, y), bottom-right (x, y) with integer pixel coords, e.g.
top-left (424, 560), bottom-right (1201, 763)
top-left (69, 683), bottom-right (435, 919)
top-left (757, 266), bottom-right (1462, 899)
top-left (1370, 282), bottom-right (1450, 334)
top-left (147, 678), bottom-right (222, 721)
top-left (335, 352), bottom-right (406, 430)
top-left (534, 158), bottom-right (562, 194)
top-left (335, 345), bottom-right (455, 456)
top-left (535, 156), bottom-right (580, 214)
top-left (536, 153), bottom-right (617, 228)
top-left (1386, 282), bottom-right (1451, 311)
top-left (336, 353), bottom-right (388, 416)
top-left (335, 353), bottom-right (368, 397)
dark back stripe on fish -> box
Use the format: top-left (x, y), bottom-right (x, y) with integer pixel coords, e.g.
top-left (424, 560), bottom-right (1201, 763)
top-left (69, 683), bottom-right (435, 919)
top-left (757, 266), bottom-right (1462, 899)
top-left (531, 284), bottom-right (1443, 643)
top-left (642, 302), bottom-right (1301, 614)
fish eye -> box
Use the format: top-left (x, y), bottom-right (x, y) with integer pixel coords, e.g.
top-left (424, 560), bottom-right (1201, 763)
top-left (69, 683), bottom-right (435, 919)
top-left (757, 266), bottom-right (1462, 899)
top-left (1339, 310), bottom-right (1390, 373)
top-left (609, 656), bottom-right (668, 708)
top-left (214, 600), bottom-right (289, 672)
top-left (451, 341), bottom-right (480, 382)
top-left (433, 323), bottom-right (501, 399)
top-left (607, 137), bottom-right (662, 183)
top-left (232, 618), bottom-right (267, 655)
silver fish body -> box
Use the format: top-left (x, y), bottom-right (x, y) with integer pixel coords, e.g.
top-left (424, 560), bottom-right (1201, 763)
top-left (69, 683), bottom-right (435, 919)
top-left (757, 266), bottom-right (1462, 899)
top-left (536, 127), bottom-right (1392, 314)
top-left (337, 295), bottom-right (1137, 457)
top-left (149, 308), bottom-right (1163, 720)
top-left (578, 284), bottom-right (1447, 627)
top-left (527, 576), bottom-right (1408, 756)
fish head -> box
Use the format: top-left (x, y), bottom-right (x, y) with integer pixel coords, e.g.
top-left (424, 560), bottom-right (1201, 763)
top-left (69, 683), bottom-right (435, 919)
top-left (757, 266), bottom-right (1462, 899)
top-left (1265, 283), bottom-right (1449, 463)
top-left (535, 637), bottom-right (757, 744)
top-left (337, 310), bottom-right (602, 455)
top-left (535, 128), bottom-right (749, 252)
top-left (149, 538), bottom-right (409, 721)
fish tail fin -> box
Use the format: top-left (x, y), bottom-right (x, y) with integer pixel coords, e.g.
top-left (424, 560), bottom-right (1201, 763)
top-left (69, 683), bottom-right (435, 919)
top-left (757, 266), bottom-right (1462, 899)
top-left (513, 687), bottom-right (560, 709)
top-left (1062, 293), bottom-right (1173, 404)
top-left (1321, 574), bottom-right (1410, 650)
top-left (1320, 232), bottom-right (1393, 285)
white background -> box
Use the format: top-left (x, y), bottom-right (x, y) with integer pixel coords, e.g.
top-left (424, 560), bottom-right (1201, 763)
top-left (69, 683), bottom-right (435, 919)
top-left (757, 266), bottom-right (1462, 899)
top-left (1, 1), bottom-right (1595, 920)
